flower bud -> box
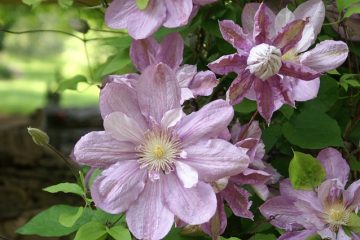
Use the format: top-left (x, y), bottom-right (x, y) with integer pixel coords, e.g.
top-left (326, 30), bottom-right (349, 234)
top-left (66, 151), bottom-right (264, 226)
top-left (27, 127), bottom-right (49, 146)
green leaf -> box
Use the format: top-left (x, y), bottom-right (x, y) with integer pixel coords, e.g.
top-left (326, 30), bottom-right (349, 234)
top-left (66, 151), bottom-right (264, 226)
top-left (136, 0), bottom-right (149, 10)
top-left (58, 0), bottom-right (73, 8)
top-left (337, 0), bottom-right (360, 11)
top-left (221, 238), bottom-right (241, 240)
top-left (289, 151), bottom-right (326, 190)
top-left (57, 75), bottom-right (87, 92)
top-left (350, 157), bottom-right (360, 171)
top-left (303, 75), bottom-right (339, 112)
top-left (233, 99), bottom-right (257, 114)
top-left (22, 0), bottom-right (43, 6)
top-left (249, 234), bottom-right (276, 240)
top-left (17, 205), bottom-right (92, 237)
top-left (262, 124), bottom-right (282, 152)
top-left (305, 235), bottom-right (322, 240)
top-left (282, 109), bottom-right (343, 149)
top-left (107, 225), bottom-right (131, 240)
top-left (59, 207), bottom-right (84, 228)
top-left (74, 221), bottom-right (107, 240)
top-left (344, 5), bottom-right (360, 18)
top-left (43, 182), bottom-right (84, 196)
top-left (349, 213), bottom-right (360, 227)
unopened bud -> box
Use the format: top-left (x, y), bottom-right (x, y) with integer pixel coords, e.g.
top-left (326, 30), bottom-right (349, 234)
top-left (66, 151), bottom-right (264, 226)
top-left (27, 127), bottom-right (49, 146)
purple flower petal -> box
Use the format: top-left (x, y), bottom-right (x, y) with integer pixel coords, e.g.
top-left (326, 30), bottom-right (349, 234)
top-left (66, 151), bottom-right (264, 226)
top-left (254, 79), bottom-right (276, 123)
top-left (222, 183), bottom-right (254, 219)
top-left (105, 0), bottom-right (137, 29)
top-left (130, 37), bottom-right (159, 71)
top-left (73, 131), bottom-right (136, 168)
top-left (228, 70), bottom-right (255, 105)
top-left (127, 0), bottom-right (167, 39)
top-left (253, 3), bottom-right (273, 44)
top-left (231, 169), bottom-right (271, 185)
top-left (126, 180), bottom-right (174, 240)
top-left (176, 99), bottom-right (234, 145)
top-left (241, 3), bottom-right (261, 34)
top-left (208, 54), bottom-right (247, 75)
top-left (317, 148), bottom-right (350, 185)
top-left (104, 112), bottom-right (145, 144)
top-left (259, 196), bottom-right (304, 231)
top-left (278, 229), bottom-right (318, 240)
top-left (219, 20), bottom-right (252, 52)
top-left (158, 32), bottom-right (184, 69)
top-left (100, 81), bottom-right (147, 129)
top-left (163, 173), bottom-right (216, 225)
top-left (91, 161), bottom-right (146, 214)
top-left (137, 63), bottom-right (181, 123)
top-left (176, 64), bottom-right (197, 88)
top-left (181, 139), bottom-right (249, 182)
top-left (293, 0), bottom-right (325, 38)
top-left (175, 161), bottom-right (198, 188)
top-left (338, 227), bottom-right (352, 240)
top-left (317, 179), bottom-right (343, 206)
top-left (200, 195), bottom-right (227, 239)
top-left (160, 108), bottom-right (185, 129)
top-left (272, 19), bottom-right (307, 53)
top-left (344, 179), bottom-right (360, 210)
top-left (299, 40), bottom-right (349, 73)
top-left (268, 75), bottom-right (295, 107)
top-left (279, 61), bottom-right (320, 80)
top-left (188, 70), bottom-right (218, 96)
top-left (274, 7), bottom-right (295, 33)
top-left (287, 77), bottom-right (320, 102)
top-left (163, 0), bottom-right (193, 28)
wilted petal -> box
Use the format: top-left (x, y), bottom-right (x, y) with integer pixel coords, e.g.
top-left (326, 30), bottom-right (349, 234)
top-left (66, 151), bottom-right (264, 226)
top-left (189, 71), bottom-right (218, 96)
top-left (299, 40), bottom-right (349, 73)
top-left (200, 195), bottom-right (227, 239)
top-left (176, 100), bottom-right (234, 145)
top-left (274, 7), bottom-right (295, 33)
top-left (104, 112), bottom-right (145, 144)
top-left (176, 64), bottom-right (197, 88)
top-left (273, 19), bottom-right (307, 53)
top-left (127, 180), bottom-right (174, 240)
top-left (105, 0), bottom-right (136, 29)
top-left (73, 131), bottom-right (136, 168)
top-left (219, 20), bottom-right (252, 52)
top-left (100, 81), bottom-right (147, 129)
top-left (228, 70), bottom-right (254, 105)
top-left (208, 54), bottom-right (247, 75)
top-left (287, 77), bottom-right (320, 102)
top-left (175, 161), bottom-right (198, 188)
top-left (254, 80), bottom-right (276, 123)
top-left (293, 0), bottom-right (325, 38)
top-left (137, 63), bottom-right (181, 122)
top-left (127, 0), bottom-right (167, 39)
top-left (158, 32), bottom-right (184, 68)
top-left (222, 183), bottom-right (253, 219)
top-left (161, 108), bottom-right (185, 128)
top-left (163, 173), bottom-right (216, 224)
top-left (163, 0), bottom-right (193, 28)
top-left (92, 161), bottom-right (146, 214)
top-left (278, 229), bottom-right (318, 240)
top-left (344, 179), bottom-right (360, 210)
top-left (254, 3), bottom-right (273, 44)
top-left (130, 37), bottom-right (159, 71)
top-left (259, 196), bottom-right (304, 231)
top-left (182, 139), bottom-right (249, 182)
top-left (279, 61), bottom-right (320, 80)
top-left (317, 148), bottom-right (350, 185)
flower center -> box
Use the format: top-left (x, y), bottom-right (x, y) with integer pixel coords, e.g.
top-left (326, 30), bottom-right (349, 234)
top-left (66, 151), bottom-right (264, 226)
top-left (247, 43), bottom-right (282, 80)
top-left (137, 129), bottom-right (181, 173)
top-left (323, 202), bottom-right (351, 231)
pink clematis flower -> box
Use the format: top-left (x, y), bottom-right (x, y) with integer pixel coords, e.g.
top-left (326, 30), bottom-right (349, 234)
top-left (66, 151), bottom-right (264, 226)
top-left (130, 32), bottom-right (218, 103)
top-left (105, 0), bottom-right (217, 39)
top-left (260, 148), bottom-right (360, 240)
top-left (208, 0), bottom-right (348, 122)
top-left (73, 63), bottom-right (249, 240)
top-left (200, 121), bottom-right (280, 239)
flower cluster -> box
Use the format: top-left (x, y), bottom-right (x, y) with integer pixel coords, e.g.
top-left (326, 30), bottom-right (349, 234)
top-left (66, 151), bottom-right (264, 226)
top-left (260, 148), bottom-right (360, 240)
top-left (69, 0), bottom-right (353, 239)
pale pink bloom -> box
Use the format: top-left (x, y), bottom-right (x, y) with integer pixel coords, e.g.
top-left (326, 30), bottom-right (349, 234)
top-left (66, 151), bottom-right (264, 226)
top-left (260, 148), bottom-right (360, 240)
top-left (73, 63), bottom-right (249, 240)
top-left (130, 32), bottom-right (218, 103)
top-left (105, 0), bottom-right (217, 39)
top-left (208, 0), bottom-right (348, 122)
